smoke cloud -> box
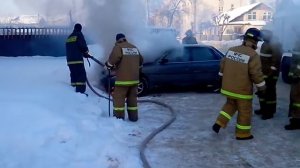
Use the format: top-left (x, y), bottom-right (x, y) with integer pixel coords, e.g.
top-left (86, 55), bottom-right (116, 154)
top-left (4, 0), bottom-right (181, 83)
top-left (272, 0), bottom-right (300, 51)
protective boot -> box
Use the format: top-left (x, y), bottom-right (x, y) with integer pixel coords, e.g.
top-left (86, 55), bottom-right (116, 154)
top-left (128, 111), bottom-right (138, 122)
top-left (261, 104), bottom-right (274, 120)
top-left (261, 113), bottom-right (274, 120)
top-left (236, 135), bottom-right (254, 140)
top-left (285, 118), bottom-right (300, 130)
top-left (212, 123), bottom-right (221, 133)
top-left (254, 109), bottom-right (262, 115)
top-left (114, 112), bottom-right (125, 120)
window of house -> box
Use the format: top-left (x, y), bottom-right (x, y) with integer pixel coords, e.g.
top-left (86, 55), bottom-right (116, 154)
top-left (234, 27), bottom-right (242, 34)
top-left (263, 12), bottom-right (272, 21)
top-left (248, 12), bottom-right (257, 20)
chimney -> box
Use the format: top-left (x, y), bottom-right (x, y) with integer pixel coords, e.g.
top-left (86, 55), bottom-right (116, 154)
top-left (230, 4), bottom-right (234, 10)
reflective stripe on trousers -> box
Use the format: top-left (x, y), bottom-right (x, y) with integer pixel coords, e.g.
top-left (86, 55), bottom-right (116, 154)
top-left (215, 98), bottom-right (252, 138)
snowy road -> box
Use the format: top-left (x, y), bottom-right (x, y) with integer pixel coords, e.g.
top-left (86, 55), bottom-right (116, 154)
top-left (143, 80), bottom-right (300, 168)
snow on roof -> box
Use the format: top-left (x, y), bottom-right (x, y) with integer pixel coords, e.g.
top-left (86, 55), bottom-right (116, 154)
top-left (222, 2), bottom-right (262, 22)
top-left (227, 20), bottom-right (267, 26)
top-left (6, 15), bottom-right (41, 24)
top-left (0, 14), bottom-right (71, 27)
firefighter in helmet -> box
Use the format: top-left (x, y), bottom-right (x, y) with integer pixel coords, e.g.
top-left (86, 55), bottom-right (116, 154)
top-left (105, 33), bottom-right (143, 122)
top-left (285, 38), bottom-right (300, 130)
top-left (65, 23), bottom-right (91, 95)
top-left (212, 28), bottom-right (266, 140)
top-left (254, 29), bottom-right (283, 120)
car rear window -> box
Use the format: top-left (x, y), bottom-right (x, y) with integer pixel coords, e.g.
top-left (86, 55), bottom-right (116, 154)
top-left (190, 47), bottom-right (218, 61)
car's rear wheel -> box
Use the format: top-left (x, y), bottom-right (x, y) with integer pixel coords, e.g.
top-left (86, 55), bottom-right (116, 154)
top-left (138, 77), bottom-right (148, 96)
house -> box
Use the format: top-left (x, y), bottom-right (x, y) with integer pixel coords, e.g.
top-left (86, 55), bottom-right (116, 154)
top-left (0, 14), bottom-right (71, 28)
top-left (201, 2), bottom-right (273, 40)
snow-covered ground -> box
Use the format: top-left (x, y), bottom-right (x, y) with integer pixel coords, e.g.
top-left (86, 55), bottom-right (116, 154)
top-left (0, 56), bottom-right (165, 168)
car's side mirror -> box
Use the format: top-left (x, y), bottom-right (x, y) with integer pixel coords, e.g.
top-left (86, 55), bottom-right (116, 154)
top-left (159, 58), bottom-right (168, 64)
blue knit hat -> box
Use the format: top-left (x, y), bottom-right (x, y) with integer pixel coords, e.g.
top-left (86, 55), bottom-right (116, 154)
top-left (116, 33), bottom-right (125, 41)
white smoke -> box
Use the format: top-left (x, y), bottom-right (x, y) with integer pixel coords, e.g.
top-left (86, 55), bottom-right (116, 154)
top-left (271, 0), bottom-right (300, 51)
top-left (5, 0), bottom-right (180, 83)
top-left (80, 0), bottom-right (180, 62)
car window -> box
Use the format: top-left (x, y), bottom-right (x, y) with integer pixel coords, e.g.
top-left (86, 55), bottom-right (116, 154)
top-left (165, 48), bottom-right (189, 62)
top-left (190, 47), bottom-right (218, 61)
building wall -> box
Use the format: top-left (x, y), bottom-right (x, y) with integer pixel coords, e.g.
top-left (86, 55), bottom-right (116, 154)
top-left (241, 4), bottom-right (273, 21)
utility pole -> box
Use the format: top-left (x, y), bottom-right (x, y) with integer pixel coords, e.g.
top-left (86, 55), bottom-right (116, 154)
top-left (193, 0), bottom-right (197, 33)
top-left (219, 0), bottom-right (224, 15)
top-left (146, 0), bottom-right (150, 26)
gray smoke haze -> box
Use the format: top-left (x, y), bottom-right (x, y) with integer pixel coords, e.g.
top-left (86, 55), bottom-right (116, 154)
top-left (81, 0), bottom-right (179, 82)
top-left (81, 0), bottom-right (180, 63)
top-left (6, 0), bottom-right (180, 83)
top-left (8, 0), bottom-right (179, 59)
top-left (272, 0), bottom-right (300, 51)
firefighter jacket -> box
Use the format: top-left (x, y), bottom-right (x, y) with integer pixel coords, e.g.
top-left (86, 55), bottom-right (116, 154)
top-left (65, 31), bottom-right (89, 65)
top-left (107, 41), bottom-right (143, 86)
top-left (219, 43), bottom-right (265, 100)
top-left (289, 40), bottom-right (300, 79)
top-left (182, 36), bottom-right (198, 44)
top-left (260, 41), bottom-right (282, 78)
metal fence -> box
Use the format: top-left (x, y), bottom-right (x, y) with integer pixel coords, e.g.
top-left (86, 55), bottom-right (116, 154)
top-left (0, 27), bottom-right (72, 56)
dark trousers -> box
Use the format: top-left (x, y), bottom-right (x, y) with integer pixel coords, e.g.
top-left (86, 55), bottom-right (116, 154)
top-left (68, 63), bottom-right (86, 93)
top-left (258, 77), bottom-right (277, 116)
top-left (289, 82), bottom-right (300, 118)
top-left (112, 85), bottom-right (138, 121)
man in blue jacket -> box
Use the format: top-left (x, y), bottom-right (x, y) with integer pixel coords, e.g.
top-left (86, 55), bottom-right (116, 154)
top-left (66, 23), bottom-right (91, 94)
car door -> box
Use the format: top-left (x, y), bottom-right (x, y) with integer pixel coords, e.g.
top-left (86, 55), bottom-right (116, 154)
top-left (188, 46), bottom-right (223, 84)
top-left (148, 48), bottom-right (190, 86)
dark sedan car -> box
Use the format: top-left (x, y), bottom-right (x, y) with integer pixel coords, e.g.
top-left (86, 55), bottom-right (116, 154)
top-left (101, 44), bottom-right (224, 96)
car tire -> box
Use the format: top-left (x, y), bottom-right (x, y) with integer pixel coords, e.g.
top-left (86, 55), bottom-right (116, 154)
top-left (281, 56), bottom-right (291, 84)
top-left (138, 77), bottom-right (148, 96)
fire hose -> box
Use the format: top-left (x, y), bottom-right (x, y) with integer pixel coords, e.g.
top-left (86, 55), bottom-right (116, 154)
top-left (86, 56), bottom-right (177, 168)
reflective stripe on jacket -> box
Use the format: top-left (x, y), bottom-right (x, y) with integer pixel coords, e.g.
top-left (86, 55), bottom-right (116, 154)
top-left (259, 41), bottom-right (282, 77)
top-left (289, 40), bottom-right (300, 78)
top-left (220, 44), bottom-right (265, 99)
top-left (65, 31), bottom-right (88, 64)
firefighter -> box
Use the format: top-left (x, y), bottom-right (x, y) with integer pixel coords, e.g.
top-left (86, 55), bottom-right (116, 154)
top-left (254, 29), bottom-right (283, 120)
top-left (104, 33), bottom-right (143, 122)
top-left (285, 39), bottom-right (300, 130)
top-left (212, 28), bottom-right (266, 140)
top-left (66, 23), bottom-right (91, 94)
top-left (182, 29), bottom-right (198, 44)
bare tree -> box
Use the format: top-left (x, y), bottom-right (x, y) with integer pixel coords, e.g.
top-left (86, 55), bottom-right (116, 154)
top-left (166, 0), bottom-right (184, 27)
top-left (152, 0), bottom-right (184, 27)
top-left (213, 13), bottom-right (230, 40)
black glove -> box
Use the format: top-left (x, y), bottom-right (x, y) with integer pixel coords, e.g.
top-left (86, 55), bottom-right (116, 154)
top-left (105, 62), bottom-right (114, 70)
